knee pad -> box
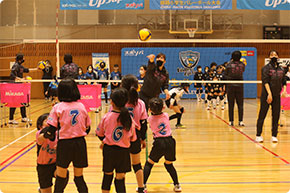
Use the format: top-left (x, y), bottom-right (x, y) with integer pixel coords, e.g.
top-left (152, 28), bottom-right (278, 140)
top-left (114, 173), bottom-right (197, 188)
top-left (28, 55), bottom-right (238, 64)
top-left (200, 89), bottom-right (203, 93)
top-left (196, 90), bottom-right (200, 94)
top-left (180, 107), bottom-right (184, 114)
top-left (207, 95), bottom-right (212, 100)
top-left (102, 174), bottom-right (114, 190)
top-left (133, 163), bottom-right (142, 173)
top-left (219, 95), bottom-right (224, 100)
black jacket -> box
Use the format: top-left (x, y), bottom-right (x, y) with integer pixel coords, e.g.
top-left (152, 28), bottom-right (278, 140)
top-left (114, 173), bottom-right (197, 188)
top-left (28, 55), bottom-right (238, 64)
top-left (42, 66), bottom-right (53, 79)
top-left (10, 62), bottom-right (29, 80)
top-left (140, 60), bottom-right (169, 98)
top-left (262, 62), bottom-right (287, 96)
top-left (224, 61), bottom-right (245, 87)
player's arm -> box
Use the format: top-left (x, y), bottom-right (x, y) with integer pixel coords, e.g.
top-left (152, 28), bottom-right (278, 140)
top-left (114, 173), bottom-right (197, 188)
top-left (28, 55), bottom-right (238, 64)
top-left (42, 125), bottom-right (57, 141)
top-left (147, 54), bottom-right (156, 72)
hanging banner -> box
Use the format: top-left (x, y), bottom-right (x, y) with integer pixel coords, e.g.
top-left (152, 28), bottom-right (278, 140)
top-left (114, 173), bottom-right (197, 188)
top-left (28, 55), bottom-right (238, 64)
top-left (150, 0), bottom-right (232, 10)
top-left (60, 0), bottom-right (144, 10)
top-left (78, 84), bottom-right (102, 112)
top-left (281, 83), bottom-right (290, 110)
top-left (0, 83), bottom-right (31, 107)
top-left (122, 47), bottom-right (257, 98)
top-left (237, 0), bottom-right (290, 10)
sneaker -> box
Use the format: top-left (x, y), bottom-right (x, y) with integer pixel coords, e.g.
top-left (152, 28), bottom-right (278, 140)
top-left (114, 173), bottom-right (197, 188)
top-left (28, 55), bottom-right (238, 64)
top-left (213, 105), bottom-right (216, 109)
top-left (136, 185), bottom-right (147, 193)
top-left (229, 122), bottom-right (233, 126)
top-left (176, 124), bottom-right (186, 128)
top-left (174, 184), bottom-right (182, 192)
top-left (206, 106), bottom-right (210, 110)
top-left (198, 98), bottom-right (201, 102)
top-left (239, 121), bottom-right (245, 126)
top-left (272, 136), bottom-right (278, 143)
top-left (8, 120), bottom-right (18, 125)
top-left (221, 105), bottom-right (225, 110)
top-left (256, 136), bottom-right (263, 143)
top-left (21, 118), bottom-right (31, 123)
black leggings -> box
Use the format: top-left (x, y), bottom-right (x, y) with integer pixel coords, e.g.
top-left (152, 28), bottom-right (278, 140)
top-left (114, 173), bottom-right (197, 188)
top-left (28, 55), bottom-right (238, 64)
top-left (9, 107), bottom-right (26, 120)
top-left (256, 93), bottom-right (280, 137)
top-left (227, 86), bottom-right (244, 122)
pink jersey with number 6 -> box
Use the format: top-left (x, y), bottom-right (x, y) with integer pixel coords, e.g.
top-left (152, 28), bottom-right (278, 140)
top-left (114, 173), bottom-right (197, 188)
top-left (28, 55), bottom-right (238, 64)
top-left (47, 102), bottom-right (91, 140)
top-left (96, 111), bottom-right (137, 148)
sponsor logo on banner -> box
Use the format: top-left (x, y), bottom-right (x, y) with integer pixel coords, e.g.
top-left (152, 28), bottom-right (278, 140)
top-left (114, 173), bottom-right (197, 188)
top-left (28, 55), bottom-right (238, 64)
top-left (5, 91), bottom-right (24, 96)
top-left (124, 49), bottom-right (144, 57)
top-left (237, 0), bottom-right (290, 10)
top-left (81, 95), bottom-right (94, 100)
top-left (247, 51), bottom-right (255, 56)
top-left (265, 0), bottom-right (290, 8)
top-left (60, 0), bottom-right (144, 9)
top-left (177, 50), bottom-right (200, 76)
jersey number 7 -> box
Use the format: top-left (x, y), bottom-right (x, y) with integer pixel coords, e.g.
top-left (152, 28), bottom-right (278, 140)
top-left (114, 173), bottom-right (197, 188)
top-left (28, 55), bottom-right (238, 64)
top-left (70, 110), bottom-right (80, 126)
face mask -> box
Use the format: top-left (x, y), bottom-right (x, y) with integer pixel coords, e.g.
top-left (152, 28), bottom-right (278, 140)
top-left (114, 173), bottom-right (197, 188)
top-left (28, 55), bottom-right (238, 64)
top-left (100, 64), bottom-right (105, 69)
top-left (156, 60), bottom-right (163, 67)
top-left (79, 70), bottom-right (82, 75)
top-left (88, 69), bottom-right (92, 73)
top-left (271, 57), bottom-right (278, 63)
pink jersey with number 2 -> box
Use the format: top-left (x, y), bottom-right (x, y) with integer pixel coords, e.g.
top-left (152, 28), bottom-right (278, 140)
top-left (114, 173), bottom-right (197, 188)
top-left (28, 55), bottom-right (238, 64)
top-left (148, 112), bottom-right (172, 138)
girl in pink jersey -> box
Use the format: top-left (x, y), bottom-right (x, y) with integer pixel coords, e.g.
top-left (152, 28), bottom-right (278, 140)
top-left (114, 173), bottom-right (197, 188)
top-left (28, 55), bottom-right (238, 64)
top-left (144, 98), bottom-right (181, 192)
top-left (121, 74), bottom-right (148, 193)
top-left (36, 113), bottom-right (57, 193)
top-left (96, 87), bottom-right (137, 193)
top-left (43, 79), bottom-right (91, 193)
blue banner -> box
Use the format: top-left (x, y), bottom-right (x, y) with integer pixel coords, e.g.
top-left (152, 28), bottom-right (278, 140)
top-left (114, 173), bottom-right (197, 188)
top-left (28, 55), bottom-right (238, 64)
top-left (60, 0), bottom-right (144, 10)
top-left (150, 0), bottom-right (232, 10)
top-left (237, 0), bottom-right (290, 10)
top-left (121, 47), bottom-right (257, 98)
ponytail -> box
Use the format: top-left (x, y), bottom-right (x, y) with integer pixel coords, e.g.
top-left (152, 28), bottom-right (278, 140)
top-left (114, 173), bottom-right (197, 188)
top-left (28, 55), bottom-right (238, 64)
top-left (118, 107), bottom-right (132, 131)
top-left (121, 74), bottom-right (139, 106)
top-left (129, 86), bottom-right (138, 106)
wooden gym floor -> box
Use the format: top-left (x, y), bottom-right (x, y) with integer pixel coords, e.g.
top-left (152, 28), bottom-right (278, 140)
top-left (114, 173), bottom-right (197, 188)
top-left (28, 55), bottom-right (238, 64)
top-left (1, 99), bottom-right (290, 193)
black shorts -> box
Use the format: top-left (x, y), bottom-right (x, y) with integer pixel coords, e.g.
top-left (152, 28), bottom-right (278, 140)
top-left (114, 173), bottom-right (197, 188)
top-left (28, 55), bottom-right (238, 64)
top-left (165, 99), bottom-right (177, 108)
top-left (101, 83), bottom-right (108, 88)
top-left (57, 137), bottom-right (88, 168)
top-left (149, 136), bottom-right (176, 163)
top-left (37, 163), bottom-right (56, 189)
top-left (103, 144), bottom-right (131, 173)
top-left (130, 129), bottom-right (141, 154)
top-left (194, 83), bottom-right (202, 88)
top-left (48, 88), bottom-right (57, 97)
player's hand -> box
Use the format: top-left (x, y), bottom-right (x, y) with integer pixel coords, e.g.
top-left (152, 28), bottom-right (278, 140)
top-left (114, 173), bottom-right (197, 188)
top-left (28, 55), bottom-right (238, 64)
top-left (141, 140), bottom-right (146, 149)
top-left (282, 91), bottom-right (287, 98)
top-left (267, 94), bottom-right (273, 104)
top-left (147, 54), bottom-right (155, 62)
top-left (99, 142), bottom-right (104, 150)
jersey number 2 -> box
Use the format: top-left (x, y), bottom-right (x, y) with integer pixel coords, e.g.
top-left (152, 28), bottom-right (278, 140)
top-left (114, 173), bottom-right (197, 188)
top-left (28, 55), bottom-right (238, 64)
top-left (70, 110), bottom-right (79, 126)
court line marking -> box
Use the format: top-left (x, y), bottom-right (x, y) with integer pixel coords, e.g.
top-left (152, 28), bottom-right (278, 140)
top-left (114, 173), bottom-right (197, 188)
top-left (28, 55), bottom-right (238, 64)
top-left (210, 112), bottom-right (290, 165)
top-left (0, 144), bottom-right (36, 173)
top-left (0, 141), bottom-right (35, 166)
top-left (0, 129), bottom-right (36, 152)
top-left (0, 103), bottom-right (51, 152)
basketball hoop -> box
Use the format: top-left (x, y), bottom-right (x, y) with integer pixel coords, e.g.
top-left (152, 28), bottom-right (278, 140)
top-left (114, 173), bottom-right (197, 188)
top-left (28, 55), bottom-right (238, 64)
top-left (187, 28), bottom-right (197, 38)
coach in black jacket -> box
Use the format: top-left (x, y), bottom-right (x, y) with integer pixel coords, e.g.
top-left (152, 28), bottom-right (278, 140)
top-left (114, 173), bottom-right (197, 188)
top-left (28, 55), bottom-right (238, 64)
top-left (139, 53), bottom-right (170, 110)
top-left (224, 51), bottom-right (246, 127)
top-left (256, 50), bottom-right (287, 143)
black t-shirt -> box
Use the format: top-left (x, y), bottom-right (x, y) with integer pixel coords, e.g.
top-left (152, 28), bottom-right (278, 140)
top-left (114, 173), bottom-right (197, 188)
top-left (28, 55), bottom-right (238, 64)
top-left (140, 60), bottom-right (169, 98)
top-left (262, 62), bottom-right (287, 96)
top-left (224, 61), bottom-right (245, 87)
top-left (42, 66), bottom-right (53, 79)
top-left (10, 62), bottom-right (29, 80)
